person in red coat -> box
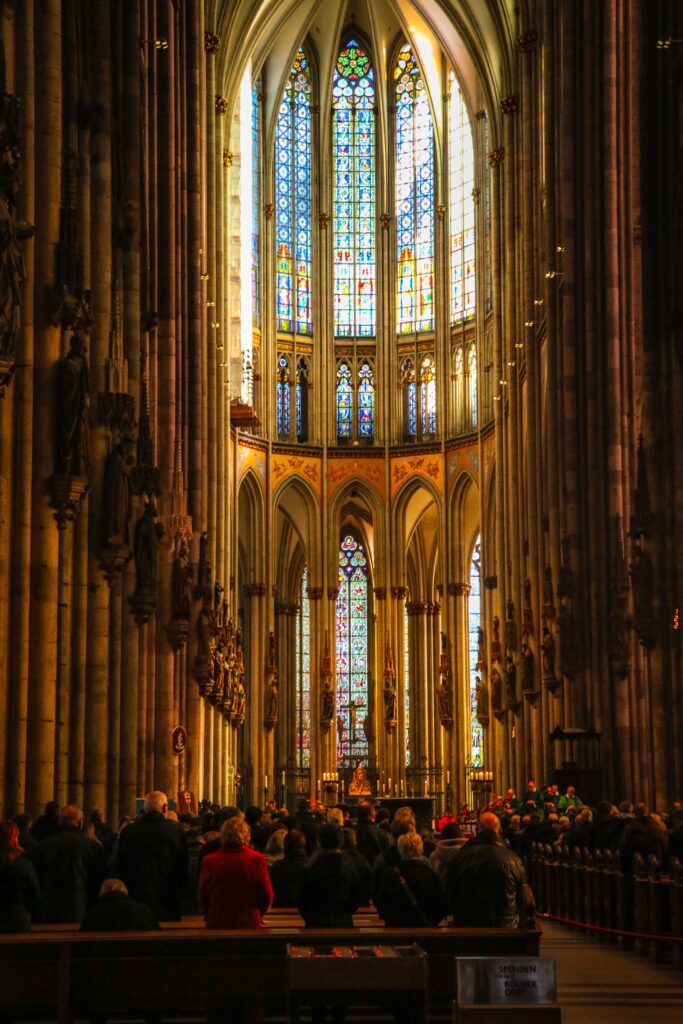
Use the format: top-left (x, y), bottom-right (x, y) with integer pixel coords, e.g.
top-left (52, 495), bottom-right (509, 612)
top-left (199, 814), bottom-right (273, 929)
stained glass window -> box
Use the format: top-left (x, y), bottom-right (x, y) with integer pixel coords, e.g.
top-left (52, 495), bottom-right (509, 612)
top-left (357, 360), bottom-right (374, 439)
top-left (336, 535), bottom-right (369, 767)
top-left (468, 537), bottom-right (483, 767)
top-left (252, 82), bottom-right (261, 327)
top-left (395, 44), bottom-right (434, 334)
top-left (402, 358), bottom-right (417, 438)
top-left (336, 361), bottom-right (353, 439)
top-left (404, 601), bottom-right (411, 767)
top-left (275, 50), bottom-right (312, 335)
top-left (297, 567), bottom-right (311, 768)
top-left (276, 355), bottom-right (290, 436)
top-left (449, 69), bottom-right (476, 324)
top-left (333, 39), bottom-right (376, 338)
top-left (420, 354), bottom-right (436, 436)
top-left (296, 357), bottom-right (309, 441)
top-left (454, 346), bottom-right (464, 432)
top-left (468, 345), bottom-right (478, 427)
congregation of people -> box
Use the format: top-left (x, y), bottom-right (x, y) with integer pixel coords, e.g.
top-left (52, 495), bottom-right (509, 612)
top-left (0, 780), bottom-right (681, 936)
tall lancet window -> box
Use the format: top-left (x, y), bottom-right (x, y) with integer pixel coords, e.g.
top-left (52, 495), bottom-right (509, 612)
top-left (296, 567), bottom-right (311, 768)
top-left (468, 537), bottom-right (483, 766)
top-left (275, 50), bottom-right (312, 335)
top-left (357, 359), bottom-right (375, 439)
top-left (333, 39), bottom-right (376, 338)
top-left (336, 535), bottom-right (369, 767)
top-left (336, 360), bottom-right (353, 438)
top-left (276, 355), bottom-right (291, 437)
top-left (252, 81), bottom-right (261, 328)
top-left (420, 354), bottom-right (437, 436)
top-left (449, 70), bottom-right (476, 324)
top-left (395, 44), bottom-right (434, 334)
top-left (404, 601), bottom-right (411, 766)
top-left (468, 345), bottom-right (478, 427)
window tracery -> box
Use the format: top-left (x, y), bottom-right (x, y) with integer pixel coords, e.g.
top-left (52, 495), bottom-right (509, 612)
top-left (468, 537), bottom-right (483, 766)
top-left (395, 44), bottom-right (435, 334)
top-left (297, 567), bottom-right (311, 768)
top-left (275, 50), bottom-right (312, 335)
top-left (449, 70), bottom-right (476, 325)
top-left (333, 39), bottom-right (376, 338)
top-left (336, 535), bottom-right (369, 768)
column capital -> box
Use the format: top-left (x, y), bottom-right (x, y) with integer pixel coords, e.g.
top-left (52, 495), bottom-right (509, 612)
top-left (391, 585), bottom-right (408, 600)
top-left (373, 587), bottom-right (387, 600)
top-left (244, 582), bottom-right (266, 597)
top-left (307, 587), bottom-right (324, 601)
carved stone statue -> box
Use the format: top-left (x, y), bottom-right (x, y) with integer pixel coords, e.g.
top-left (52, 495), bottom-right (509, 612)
top-left (542, 626), bottom-right (558, 689)
top-left (383, 677), bottom-right (397, 726)
top-left (265, 677), bottom-right (278, 725)
top-left (321, 677), bottom-right (334, 726)
top-left (504, 600), bottom-right (517, 652)
top-left (475, 675), bottom-right (488, 724)
top-left (505, 656), bottom-right (517, 703)
top-left (336, 712), bottom-right (344, 744)
top-left (491, 615), bottom-right (501, 662)
top-left (102, 434), bottom-right (133, 548)
top-left (543, 565), bottom-right (555, 619)
top-left (437, 676), bottom-right (452, 724)
top-left (56, 332), bottom-right (90, 478)
top-left (133, 502), bottom-right (164, 596)
top-left (490, 665), bottom-right (502, 710)
top-left (362, 712), bottom-right (373, 743)
top-left (475, 626), bottom-right (486, 670)
top-left (348, 764), bottom-right (371, 795)
top-left (521, 643), bottom-right (535, 692)
top-left (0, 89), bottom-right (34, 371)
top-left (171, 537), bottom-right (192, 622)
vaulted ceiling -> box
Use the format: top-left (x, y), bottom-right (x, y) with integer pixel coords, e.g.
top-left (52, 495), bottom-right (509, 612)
top-left (211, 0), bottom-right (518, 145)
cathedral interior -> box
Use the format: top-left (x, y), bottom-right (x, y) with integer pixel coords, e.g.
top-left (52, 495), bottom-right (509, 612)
top-left (0, 0), bottom-right (680, 824)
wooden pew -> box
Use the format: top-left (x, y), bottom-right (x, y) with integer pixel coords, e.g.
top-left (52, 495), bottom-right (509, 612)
top-left (670, 857), bottom-right (683, 972)
top-left (0, 923), bottom-right (543, 1022)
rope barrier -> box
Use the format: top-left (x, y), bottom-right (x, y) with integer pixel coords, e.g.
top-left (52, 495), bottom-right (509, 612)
top-left (539, 911), bottom-right (683, 943)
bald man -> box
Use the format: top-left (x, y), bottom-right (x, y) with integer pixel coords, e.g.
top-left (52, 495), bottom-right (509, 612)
top-left (443, 811), bottom-right (527, 927)
top-left (111, 791), bottom-right (188, 921)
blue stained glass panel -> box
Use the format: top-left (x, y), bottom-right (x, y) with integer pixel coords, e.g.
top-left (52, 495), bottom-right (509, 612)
top-left (357, 360), bottom-right (374, 438)
top-left (333, 40), bottom-right (376, 338)
top-left (336, 361), bottom-right (353, 438)
top-left (336, 535), bottom-right (369, 768)
top-left (395, 45), bottom-right (434, 334)
top-left (275, 51), bottom-right (312, 335)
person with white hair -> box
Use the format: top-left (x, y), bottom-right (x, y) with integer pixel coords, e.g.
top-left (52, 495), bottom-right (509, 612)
top-left (110, 790), bottom-right (188, 921)
top-left (80, 877), bottom-right (160, 931)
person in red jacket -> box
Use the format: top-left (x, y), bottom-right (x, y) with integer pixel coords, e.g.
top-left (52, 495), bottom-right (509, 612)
top-left (199, 815), bottom-right (273, 929)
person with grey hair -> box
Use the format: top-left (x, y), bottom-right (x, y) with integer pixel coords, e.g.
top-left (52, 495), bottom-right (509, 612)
top-left (110, 790), bottom-right (188, 921)
top-left (30, 804), bottom-right (108, 923)
top-left (80, 877), bottom-right (160, 931)
top-left (444, 811), bottom-right (527, 927)
top-left (373, 831), bottom-right (449, 927)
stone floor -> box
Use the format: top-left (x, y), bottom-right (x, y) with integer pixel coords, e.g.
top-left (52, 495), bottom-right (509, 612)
top-left (541, 918), bottom-right (683, 1022)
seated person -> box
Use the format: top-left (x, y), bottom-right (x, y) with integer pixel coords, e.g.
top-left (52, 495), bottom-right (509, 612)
top-left (81, 878), bottom-right (160, 931)
top-left (444, 812), bottom-right (527, 927)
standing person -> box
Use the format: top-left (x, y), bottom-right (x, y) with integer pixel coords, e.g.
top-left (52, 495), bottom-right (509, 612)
top-left (31, 805), bottom-right (108, 923)
top-left (355, 801), bottom-right (391, 866)
top-left (298, 824), bottom-right (362, 927)
top-left (199, 816), bottom-right (273, 928)
top-left (0, 820), bottom-right (41, 932)
top-left (269, 829), bottom-right (308, 907)
top-left (444, 812), bottom-right (528, 927)
top-left (111, 791), bottom-right (188, 922)
top-left (374, 832), bottom-right (449, 926)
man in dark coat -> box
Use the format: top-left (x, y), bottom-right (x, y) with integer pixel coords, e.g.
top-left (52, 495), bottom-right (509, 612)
top-left (31, 805), bottom-right (108, 923)
top-left (355, 801), bottom-right (391, 866)
top-left (111, 791), bottom-right (188, 921)
top-left (298, 824), bottom-right (361, 926)
top-left (81, 878), bottom-right (160, 931)
top-left (444, 812), bottom-right (527, 927)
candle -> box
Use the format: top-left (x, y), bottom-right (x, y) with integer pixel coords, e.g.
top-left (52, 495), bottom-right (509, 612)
top-left (281, 770), bottom-right (286, 788)
top-left (447, 771), bottom-right (450, 785)
top-left (388, 777), bottom-right (392, 795)
top-left (264, 774), bottom-right (268, 792)
top-left (317, 778), bottom-right (321, 797)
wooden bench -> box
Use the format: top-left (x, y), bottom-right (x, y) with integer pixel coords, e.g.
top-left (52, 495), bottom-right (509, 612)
top-left (0, 923), bottom-right (542, 1022)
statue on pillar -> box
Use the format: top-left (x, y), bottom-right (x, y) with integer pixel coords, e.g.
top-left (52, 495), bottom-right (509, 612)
top-left (543, 565), bottom-right (555, 620)
top-left (542, 625), bottom-right (559, 692)
top-left (505, 655), bottom-right (517, 704)
top-left (264, 630), bottom-right (278, 729)
top-left (129, 502), bottom-right (165, 624)
top-left (383, 676), bottom-right (397, 729)
top-left (102, 433), bottom-right (133, 549)
top-left (630, 543), bottom-right (655, 646)
top-left (491, 615), bottom-right (502, 662)
top-left (475, 675), bottom-right (489, 726)
top-left (171, 536), bottom-right (192, 623)
top-left (490, 665), bottom-right (503, 713)
top-left (521, 643), bottom-right (535, 693)
top-left (56, 331), bottom-right (90, 478)
top-left (504, 600), bottom-right (517, 652)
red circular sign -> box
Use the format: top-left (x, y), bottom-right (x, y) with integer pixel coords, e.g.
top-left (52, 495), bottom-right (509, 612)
top-left (172, 725), bottom-right (187, 755)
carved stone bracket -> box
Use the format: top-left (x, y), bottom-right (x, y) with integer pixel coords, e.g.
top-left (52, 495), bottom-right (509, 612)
top-left (49, 475), bottom-right (90, 529)
top-left (215, 95), bottom-right (228, 115)
top-left (501, 95), bottom-right (518, 115)
top-left (487, 148), bottom-right (505, 167)
top-left (522, 688), bottom-right (541, 708)
top-left (204, 32), bottom-right (220, 53)
top-left (166, 619), bottom-right (190, 653)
